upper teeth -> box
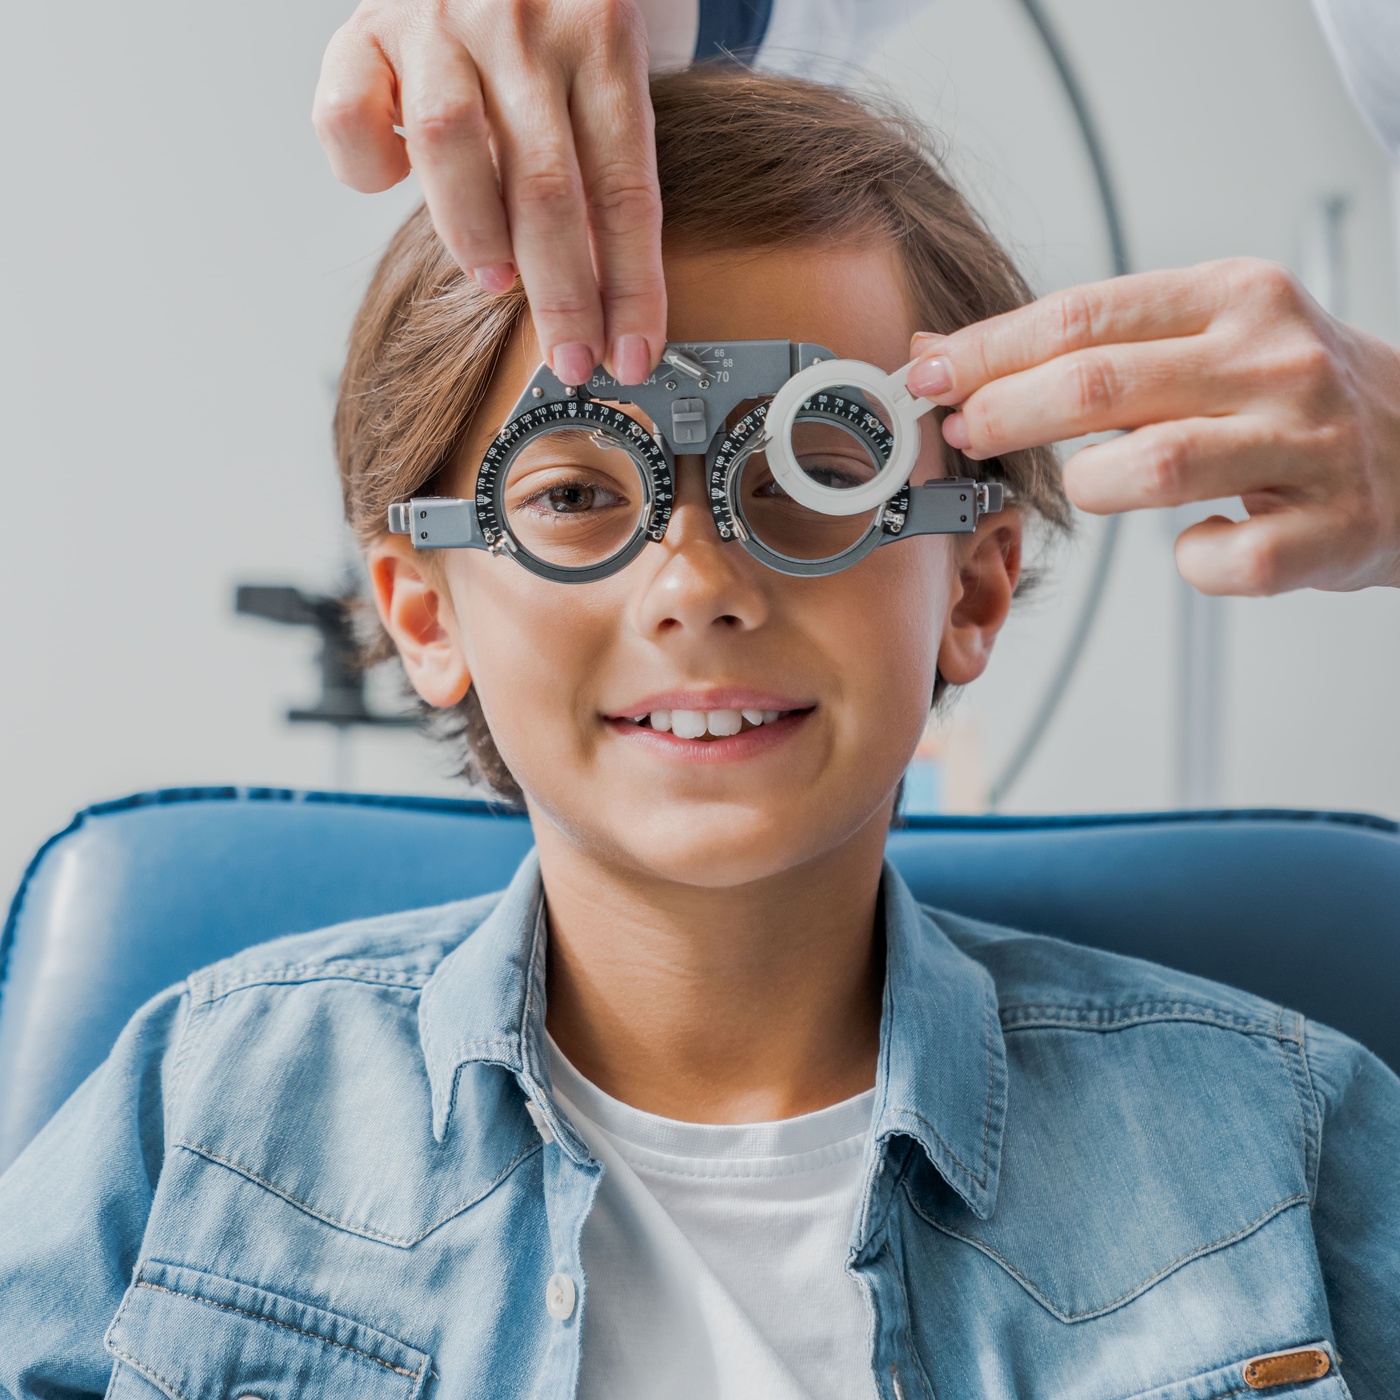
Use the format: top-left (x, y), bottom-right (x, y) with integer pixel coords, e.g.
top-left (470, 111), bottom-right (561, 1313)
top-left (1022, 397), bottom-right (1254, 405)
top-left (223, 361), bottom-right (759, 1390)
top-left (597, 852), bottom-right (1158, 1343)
top-left (647, 708), bottom-right (783, 737)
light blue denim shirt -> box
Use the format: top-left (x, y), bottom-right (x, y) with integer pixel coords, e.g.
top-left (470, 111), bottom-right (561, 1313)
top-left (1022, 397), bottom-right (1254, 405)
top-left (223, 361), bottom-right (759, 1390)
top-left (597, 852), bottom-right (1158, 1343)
top-left (1, 852), bottom-right (1397, 1399)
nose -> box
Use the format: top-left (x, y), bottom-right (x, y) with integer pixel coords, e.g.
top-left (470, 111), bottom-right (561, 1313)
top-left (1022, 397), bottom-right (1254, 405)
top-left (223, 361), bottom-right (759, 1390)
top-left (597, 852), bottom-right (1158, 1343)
top-left (630, 454), bottom-right (770, 638)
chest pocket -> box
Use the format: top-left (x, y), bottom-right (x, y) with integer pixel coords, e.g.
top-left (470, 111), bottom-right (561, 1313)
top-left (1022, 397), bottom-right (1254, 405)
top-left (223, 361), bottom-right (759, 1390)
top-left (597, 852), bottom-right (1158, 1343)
top-left (1123, 1344), bottom-right (1350, 1400)
top-left (103, 1261), bottom-right (431, 1400)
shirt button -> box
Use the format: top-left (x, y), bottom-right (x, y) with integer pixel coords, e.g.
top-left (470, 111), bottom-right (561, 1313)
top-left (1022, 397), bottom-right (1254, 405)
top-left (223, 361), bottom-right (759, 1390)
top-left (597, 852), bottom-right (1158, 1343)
top-left (545, 1271), bottom-right (576, 1321)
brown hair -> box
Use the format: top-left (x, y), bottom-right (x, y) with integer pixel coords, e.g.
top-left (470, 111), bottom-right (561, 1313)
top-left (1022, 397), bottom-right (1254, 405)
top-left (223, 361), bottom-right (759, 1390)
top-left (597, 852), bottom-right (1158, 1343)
top-left (337, 65), bottom-right (1069, 806)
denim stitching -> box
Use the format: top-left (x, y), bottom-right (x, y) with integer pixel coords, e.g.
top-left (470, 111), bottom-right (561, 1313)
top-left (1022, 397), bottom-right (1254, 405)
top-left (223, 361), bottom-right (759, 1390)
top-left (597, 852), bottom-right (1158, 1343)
top-left (517, 893), bottom-right (546, 1089)
top-left (858, 926), bottom-right (902, 1250)
top-left (173, 1139), bottom-right (540, 1246)
top-left (1268, 1006), bottom-right (1317, 1205)
top-left (880, 988), bottom-right (999, 1196)
top-left (887, 1236), bottom-right (935, 1400)
top-left (431, 1038), bottom-right (521, 1141)
top-left (1296, 1018), bottom-right (1326, 1205)
top-left (896, 1105), bottom-right (991, 1194)
top-left (1000, 1001), bottom-right (1277, 1034)
top-left (1273, 1010), bottom-right (1322, 1204)
top-left (978, 986), bottom-right (1000, 1190)
top-left (197, 962), bottom-right (431, 1005)
top-left (107, 1346), bottom-right (191, 1400)
top-left (902, 1185), bottom-right (1309, 1323)
top-left (131, 1280), bottom-right (422, 1378)
top-left (162, 991), bottom-right (203, 1146)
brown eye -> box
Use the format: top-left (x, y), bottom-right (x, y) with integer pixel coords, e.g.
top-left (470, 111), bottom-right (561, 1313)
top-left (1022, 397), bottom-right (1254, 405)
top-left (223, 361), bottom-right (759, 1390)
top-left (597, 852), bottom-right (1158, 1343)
top-left (547, 483), bottom-right (597, 513)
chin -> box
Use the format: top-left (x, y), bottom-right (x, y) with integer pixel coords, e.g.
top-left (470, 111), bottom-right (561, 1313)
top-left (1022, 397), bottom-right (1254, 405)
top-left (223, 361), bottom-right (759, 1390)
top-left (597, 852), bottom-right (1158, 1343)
top-left (575, 791), bottom-right (897, 891)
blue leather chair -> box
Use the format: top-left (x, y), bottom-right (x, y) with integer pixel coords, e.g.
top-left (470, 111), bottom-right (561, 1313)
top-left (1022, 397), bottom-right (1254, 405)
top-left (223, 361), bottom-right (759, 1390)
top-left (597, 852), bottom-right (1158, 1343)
top-left (3, 786), bottom-right (1398, 1174)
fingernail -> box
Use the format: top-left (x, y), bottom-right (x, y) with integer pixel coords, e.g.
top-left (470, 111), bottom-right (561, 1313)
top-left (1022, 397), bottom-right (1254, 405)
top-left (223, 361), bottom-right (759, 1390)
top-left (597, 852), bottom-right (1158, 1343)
top-left (472, 262), bottom-right (516, 295)
top-left (612, 334), bottom-right (651, 385)
top-left (912, 332), bottom-right (947, 351)
top-left (552, 342), bottom-right (596, 386)
top-left (907, 356), bottom-right (953, 399)
top-left (942, 412), bottom-right (970, 451)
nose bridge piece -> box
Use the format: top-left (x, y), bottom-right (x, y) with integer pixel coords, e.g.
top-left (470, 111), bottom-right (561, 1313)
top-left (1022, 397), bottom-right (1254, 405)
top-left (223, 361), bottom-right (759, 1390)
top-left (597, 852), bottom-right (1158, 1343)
top-left (635, 454), bottom-right (769, 634)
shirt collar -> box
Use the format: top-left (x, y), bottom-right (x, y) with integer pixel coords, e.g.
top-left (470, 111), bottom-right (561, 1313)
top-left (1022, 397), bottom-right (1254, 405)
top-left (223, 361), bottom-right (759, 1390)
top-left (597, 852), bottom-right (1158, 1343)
top-left (870, 860), bottom-right (1007, 1221)
top-left (418, 850), bottom-right (1007, 1216)
top-left (418, 849), bottom-right (553, 1145)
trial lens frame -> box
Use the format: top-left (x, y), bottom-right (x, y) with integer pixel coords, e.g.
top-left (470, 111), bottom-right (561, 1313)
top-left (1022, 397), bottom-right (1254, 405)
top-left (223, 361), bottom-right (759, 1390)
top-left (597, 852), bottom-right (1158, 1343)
top-left (387, 340), bottom-right (1004, 583)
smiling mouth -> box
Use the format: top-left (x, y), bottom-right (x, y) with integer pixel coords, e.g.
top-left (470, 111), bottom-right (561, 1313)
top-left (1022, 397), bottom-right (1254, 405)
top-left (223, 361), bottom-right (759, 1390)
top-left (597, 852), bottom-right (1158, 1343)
top-left (620, 707), bottom-right (804, 740)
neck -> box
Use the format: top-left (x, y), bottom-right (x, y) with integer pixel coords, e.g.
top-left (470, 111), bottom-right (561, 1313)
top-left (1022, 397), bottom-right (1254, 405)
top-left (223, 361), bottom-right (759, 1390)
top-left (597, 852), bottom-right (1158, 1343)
top-left (535, 815), bottom-right (889, 1123)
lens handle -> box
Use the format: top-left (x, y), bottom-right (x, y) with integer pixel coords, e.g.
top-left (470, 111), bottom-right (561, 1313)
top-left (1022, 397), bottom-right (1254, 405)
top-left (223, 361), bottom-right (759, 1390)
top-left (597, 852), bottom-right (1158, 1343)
top-left (762, 357), bottom-right (934, 517)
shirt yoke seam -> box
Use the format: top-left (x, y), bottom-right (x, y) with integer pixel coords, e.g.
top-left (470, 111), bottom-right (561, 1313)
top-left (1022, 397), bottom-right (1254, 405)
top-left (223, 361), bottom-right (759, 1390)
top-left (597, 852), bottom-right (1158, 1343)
top-left (903, 1184), bottom-right (1309, 1323)
top-left (999, 1000), bottom-right (1287, 1036)
top-left (172, 1138), bottom-right (541, 1246)
top-left (191, 962), bottom-right (434, 1005)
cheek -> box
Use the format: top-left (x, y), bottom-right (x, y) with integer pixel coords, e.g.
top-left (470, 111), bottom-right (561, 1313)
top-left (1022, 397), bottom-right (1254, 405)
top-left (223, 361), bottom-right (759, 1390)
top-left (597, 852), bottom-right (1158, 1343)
top-left (444, 556), bottom-right (616, 778)
top-left (806, 536), bottom-right (952, 751)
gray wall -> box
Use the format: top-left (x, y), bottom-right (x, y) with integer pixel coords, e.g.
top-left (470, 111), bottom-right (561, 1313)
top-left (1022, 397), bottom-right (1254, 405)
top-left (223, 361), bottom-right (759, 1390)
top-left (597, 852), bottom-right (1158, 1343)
top-left (3, 0), bottom-right (1398, 899)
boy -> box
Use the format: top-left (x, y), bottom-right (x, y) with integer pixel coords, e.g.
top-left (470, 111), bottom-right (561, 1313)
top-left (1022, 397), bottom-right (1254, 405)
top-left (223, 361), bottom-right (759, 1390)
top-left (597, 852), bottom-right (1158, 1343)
top-left (2, 67), bottom-right (1396, 1400)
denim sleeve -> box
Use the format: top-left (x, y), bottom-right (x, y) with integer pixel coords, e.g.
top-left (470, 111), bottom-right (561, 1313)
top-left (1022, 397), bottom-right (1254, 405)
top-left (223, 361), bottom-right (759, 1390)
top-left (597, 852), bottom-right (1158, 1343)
top-left (0, 982), bottom-right (190, 1400)
top-left (1306, 1020), bottom-right (1400, 1397)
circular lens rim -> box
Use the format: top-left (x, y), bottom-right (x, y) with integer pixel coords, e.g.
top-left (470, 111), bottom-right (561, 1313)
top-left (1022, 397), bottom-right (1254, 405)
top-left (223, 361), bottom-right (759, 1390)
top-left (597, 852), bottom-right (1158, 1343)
top-left (712, 405), bottom-right (890, 578)
top-left (477, 398), bottom-right (672, 583)
top-left (763, 358), bottom-right (920, 516)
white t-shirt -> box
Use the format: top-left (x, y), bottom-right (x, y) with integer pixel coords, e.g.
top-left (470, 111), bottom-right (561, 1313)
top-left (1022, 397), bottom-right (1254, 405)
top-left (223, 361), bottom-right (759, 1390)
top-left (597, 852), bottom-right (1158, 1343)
top-left (548, 1037), bottom-right (879, 1400)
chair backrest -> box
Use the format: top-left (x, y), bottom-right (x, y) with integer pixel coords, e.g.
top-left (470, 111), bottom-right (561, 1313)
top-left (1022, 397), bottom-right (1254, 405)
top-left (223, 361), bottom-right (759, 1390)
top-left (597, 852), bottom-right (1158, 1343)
top-left (3, 787), bottom-right (1398, 1172)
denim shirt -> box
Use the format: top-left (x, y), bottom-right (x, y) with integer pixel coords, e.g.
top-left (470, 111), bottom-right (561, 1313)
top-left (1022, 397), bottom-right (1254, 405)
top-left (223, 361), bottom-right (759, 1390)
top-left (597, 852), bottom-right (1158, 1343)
top-left (1, 852), bottom-right (1397, 1400)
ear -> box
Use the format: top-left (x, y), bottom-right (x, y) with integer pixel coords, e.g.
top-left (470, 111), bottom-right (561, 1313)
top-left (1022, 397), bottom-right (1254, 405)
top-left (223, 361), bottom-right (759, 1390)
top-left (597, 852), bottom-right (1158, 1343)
top-left (367, 536), bottom-right (472, 708)
top-left (936, 511), bottom-right (1023, 686)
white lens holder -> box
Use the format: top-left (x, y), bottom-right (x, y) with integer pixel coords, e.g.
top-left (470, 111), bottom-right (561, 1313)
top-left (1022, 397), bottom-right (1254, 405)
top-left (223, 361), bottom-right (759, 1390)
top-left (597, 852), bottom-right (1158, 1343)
top-left (762, 357), bottom-right (935, 516)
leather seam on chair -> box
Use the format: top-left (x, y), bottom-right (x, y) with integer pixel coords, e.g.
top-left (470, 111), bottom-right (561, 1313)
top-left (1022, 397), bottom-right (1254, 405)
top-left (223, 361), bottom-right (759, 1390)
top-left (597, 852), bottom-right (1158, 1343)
top-left (194, 962), bottom-right (432, 1005)
top-left (171, 1138), bottom-right (541, 1246)
top-left (130, 1279), bottom-right (423, 1377)
top-left (999, 1001), bottom-right (1277, 1035)
top-left (902, 1186), bottom-right (1309, 1323)
top-left (0, 806), bottom-right (95, 1006)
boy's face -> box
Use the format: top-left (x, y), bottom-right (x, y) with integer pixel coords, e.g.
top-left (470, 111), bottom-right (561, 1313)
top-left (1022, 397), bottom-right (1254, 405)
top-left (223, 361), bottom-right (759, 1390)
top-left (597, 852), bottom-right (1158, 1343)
top-left (373, 243), bottom-right (1021, 888)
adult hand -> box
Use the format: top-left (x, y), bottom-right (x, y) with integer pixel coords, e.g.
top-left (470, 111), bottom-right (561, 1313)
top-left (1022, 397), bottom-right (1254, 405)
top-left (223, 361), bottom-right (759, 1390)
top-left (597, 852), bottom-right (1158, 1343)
top-left (908, 258), bottom-right (1400, 595)
top-left (313, 0), bottom-right (665, 386)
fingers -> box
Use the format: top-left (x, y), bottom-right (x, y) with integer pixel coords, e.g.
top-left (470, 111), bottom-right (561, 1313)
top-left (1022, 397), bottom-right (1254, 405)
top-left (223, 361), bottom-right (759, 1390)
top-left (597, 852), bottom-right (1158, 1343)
top-left (313, 23), bottom-right (411, 192)
top-left (569, 45), bottom-right (665, 383)
top-left (908, 265), bottom-right (1228, 405)
top-left (1173, 512), bottom-right (1349, 596)
top-left (397, 33), bottom-right (514, 283)
top-left (940, 337), bottom-right (1241, 460)
top-left (313, 1), bottom-right (667, 386)
top-left (490, 75), bottom-right (608, 384)
top-left (1062, 417), bottom-right (1309, 515)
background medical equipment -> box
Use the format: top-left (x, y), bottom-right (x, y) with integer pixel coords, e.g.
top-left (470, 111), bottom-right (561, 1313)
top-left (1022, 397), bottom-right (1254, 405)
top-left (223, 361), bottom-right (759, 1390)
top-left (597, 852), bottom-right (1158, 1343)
top-left (387, 342), bottom-right (1003, 581)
